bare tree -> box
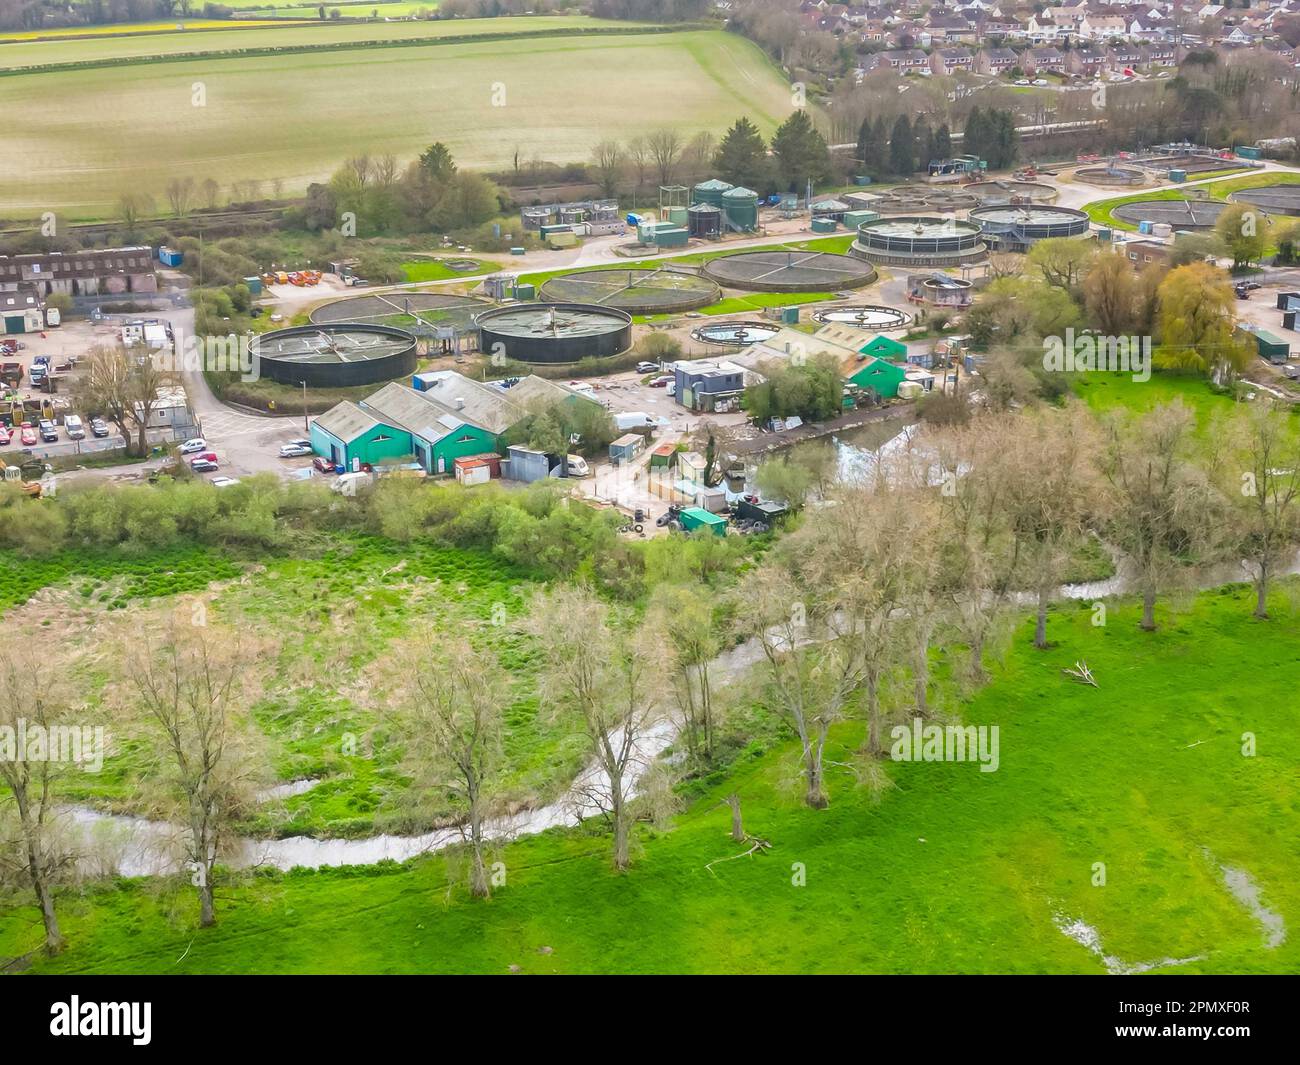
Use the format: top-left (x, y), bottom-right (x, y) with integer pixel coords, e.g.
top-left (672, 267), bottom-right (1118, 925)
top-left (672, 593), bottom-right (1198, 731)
top-left (78, 344), bottom-right (177, 457)
top-left (117, 190), bottom-right (154, 235)
top-left (381, 638), bottom-right (504, 898)
top-left (165, 176), bottom-right (196, 218)
top-left (1222, 403), bottom-right (1300, 619)
top-left (129, 621), bottom-right (264, 927)
top-left (648, 585), bottom-right (720, 762)
top-left (1002, 405), bottom-right (1103, 649)
top-left (1101, 401), bottom-right (1219, 631)
top-left (529, 587), bottom-right (662, 871)
top-left (590, 139), bottom-right (624, 198)
top-left (201, 177), bottom-right (221, 210)
top-left (625, 136), bottom-right (651, 195)
top-left (0, 653), bottom-right (69, 954)
top-left (734, 566), bottom-right (859, 807)
top-left (647, 128), bottom-right (684, 189)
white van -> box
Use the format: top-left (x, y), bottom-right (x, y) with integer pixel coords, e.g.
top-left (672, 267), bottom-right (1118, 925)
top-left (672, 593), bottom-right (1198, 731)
top-left (64, 415), bottom-right (85, 440)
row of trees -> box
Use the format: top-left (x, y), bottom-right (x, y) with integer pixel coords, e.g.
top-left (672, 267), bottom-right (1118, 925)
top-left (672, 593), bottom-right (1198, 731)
top-left (592, 110), bottom-right (833, 199)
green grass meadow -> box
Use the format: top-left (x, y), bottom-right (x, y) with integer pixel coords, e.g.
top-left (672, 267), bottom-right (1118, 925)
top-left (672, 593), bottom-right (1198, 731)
top-left (3, 576), bottom-right (1297, 974)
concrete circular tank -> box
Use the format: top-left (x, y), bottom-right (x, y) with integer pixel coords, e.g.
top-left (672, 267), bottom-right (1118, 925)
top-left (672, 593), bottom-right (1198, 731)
top-left (968, 204), bottom-right (1091, 250)
top-left (852, 216), bottom-right (986, 267)
top-left (702, 249), bottom-right (876, 292)
top-left (474, 303), bottom-right (632, 364)
top-left (966, 179), bottom-right (1059, 205)
top-left (537, 267), bottom-right (719, 314)
top-left (1111, 199), bottom-right (1227, 230)
top-left (252, 324), bottom-right (418, 388)
top-left (1230, 184), bottom-right (1300, 217)
top-left (1074, 164), bottom-right (1146, 187)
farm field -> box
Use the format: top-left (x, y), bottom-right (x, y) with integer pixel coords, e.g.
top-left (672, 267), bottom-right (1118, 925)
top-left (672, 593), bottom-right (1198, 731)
top-left (0, 14), bottom-right (640, 69)
top-left (0, 18), bottom-right (291, 42)
top-left (5, 579), bottom-right (1296, 974)
top-left (236, 2), bottom-right (444, 14)
top-left (0, 29), bottom-right (793, 220)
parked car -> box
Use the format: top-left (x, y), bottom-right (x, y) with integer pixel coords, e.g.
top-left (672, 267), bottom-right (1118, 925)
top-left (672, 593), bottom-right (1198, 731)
top-left (1031, 78), bottom-right (1048, 86)
top-left (1014, 78), bottom-right (1030, 86)
top-left (635, 362), bottom-right (658, 374)
top-left (189, 452), bottom-right (218, 466)
top-left (0, 426), bottom-right (10, 446)
top-left (179, 437), bottom-right (208, 454)
top-left (649, 375), bottom-right (673, 388)
top-left (190, 458), bottom-right (219, 473)
top-left (38, 419), bottom-right (58, 443)
top-left (19, 423), bottom-right (37, 446)
top-left (279, 443), bottom-right (313, 458)
top-left (64, 415), bottom-right (85, 440)
top-left (90, 418), bottom-right (110, 438)
top-left (288, 438), bottom-right (312, 450)
top-left (312, 456), bottom-right (340, 474)
top-left (210, 476), bottom-right (241, 488)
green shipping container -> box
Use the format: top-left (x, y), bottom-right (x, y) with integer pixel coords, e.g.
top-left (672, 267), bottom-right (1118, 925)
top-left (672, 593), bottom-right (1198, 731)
top-left (679, 507), bottom-right (727, 536)
top-left (655, 227), bottom-right (690, 248)
top-left (811, 218), bottom-right (838, 233)
top-left (842, 210), bottom-right (880, 230)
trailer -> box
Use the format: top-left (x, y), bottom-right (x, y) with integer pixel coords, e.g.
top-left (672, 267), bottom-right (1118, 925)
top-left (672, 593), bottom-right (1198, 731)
top-left (677, 506), bottom-right (727, 536)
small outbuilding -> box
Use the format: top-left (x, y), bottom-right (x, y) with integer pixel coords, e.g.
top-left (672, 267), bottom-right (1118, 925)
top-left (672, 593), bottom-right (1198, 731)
top-left (849, 357), bottom-right (908, 399)
top-left (609, 433), bottom-right (644, 464)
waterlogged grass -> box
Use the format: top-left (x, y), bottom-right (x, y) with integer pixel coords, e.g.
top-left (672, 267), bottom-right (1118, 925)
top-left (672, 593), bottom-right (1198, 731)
top-left (8, 581), bottom-right (1298, 973)
top-left (399, 256), bottom-right (501, 282)
top-left (0, 545), bottom-right (242, 616)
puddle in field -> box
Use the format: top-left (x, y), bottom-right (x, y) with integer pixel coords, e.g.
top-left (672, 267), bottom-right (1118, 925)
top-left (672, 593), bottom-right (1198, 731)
top-left (1220, 865), bottom-right (1286, 949)
top-left (1053, 914), bottom-right (1204, 975)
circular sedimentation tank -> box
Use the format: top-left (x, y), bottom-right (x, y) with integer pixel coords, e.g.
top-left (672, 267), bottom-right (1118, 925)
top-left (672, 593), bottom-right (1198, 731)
top-left (811, 305), bottom-right (913, 329)
top-left (851, 215), bottom-right (987, 267)
top-left (1230, 184), bottom-right (1300, 217)
top-left (1074, 164), bottom-right (1146, 187)
top-left (968, 204), bottom-right (1091, 249)
top-left (474, 302), bottom-right (632, 364)
top-left (311, 291), bottom-right (489, 333)
top-left (702, 250), bottom-right (876, 292)
top-left (252, 324), bottom-right (418, 388)
top-left (966, 179), bottom-right (1058, 206)
top-left (691, 321), bottom-right (780, 346)
top-left (869, 185), bottom-right (979, 213)
top-left (1111, 199), bottom-right (1228, 229)
top-left (538, 267), bottom-right (719, 314)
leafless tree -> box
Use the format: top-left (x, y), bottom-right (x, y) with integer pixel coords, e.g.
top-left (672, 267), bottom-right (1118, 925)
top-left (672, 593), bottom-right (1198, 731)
top-left (529, 586), bottom-right (663, 870)
top-left (128, 621), bottom-right (264, 927)
top-left (1221, 403), bottom-right (1300, 619)
top-left (165, 176), bottom-right (196, 218)
top-left (1101, 401), bottom-right (1220, 631)
top-left (625, 136), bottom-right (651, 194)
top-left (647, 128), bottom-right (684, 189)
top-left (648, 585), bottom-right (720, 761)
top-left (201, 177), bottom-right (221, 210)
top-left (380, 638), bottom-right (505, 898)
top-left (0, 653), bottom-right (70, 954)
top-left (590, 139), bottom-right (624, 198)
top-left (78, 344), bottom-right (177, 458)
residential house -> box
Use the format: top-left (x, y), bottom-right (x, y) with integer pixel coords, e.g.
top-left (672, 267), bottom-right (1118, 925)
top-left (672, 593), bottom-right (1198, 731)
top-left (1021, 45), bottom-right (1066, 73)
top-left (1065, 44), bottom-right (1108, 76)
top-left (930, 46), bottom-right (976, 74)
top-left (975, 45), bottom-right (1021, 74)
top-left (1080, 13), bottom-right (1129, 38)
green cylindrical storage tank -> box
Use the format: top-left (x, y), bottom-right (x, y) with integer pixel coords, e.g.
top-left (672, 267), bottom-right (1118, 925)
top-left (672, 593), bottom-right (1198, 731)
top-left (688, 203), bottom-right (724, 239)
top-left (1170, 169), bottom-right (1187, 183)
top-left (668, 206), bottom-right (688, 226)
top-left (722, 186), bottom-right (759, 231)
top-left (512, 283), bottom-right (536, 300)
top-left (692, 178), bottom-right (734, 208)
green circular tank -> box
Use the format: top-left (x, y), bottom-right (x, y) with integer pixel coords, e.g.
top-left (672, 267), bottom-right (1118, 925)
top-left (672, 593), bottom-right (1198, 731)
top-left (692, 178), bottom-right (734, 208)
top-left (721, 186), bottom-right (760, 231)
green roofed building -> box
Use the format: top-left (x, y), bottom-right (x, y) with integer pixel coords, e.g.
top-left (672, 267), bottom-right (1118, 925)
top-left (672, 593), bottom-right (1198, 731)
top-left (849, 356), bottom-right (908, 399)
top-left (858, 334), bottom-right (908, 361)
top-left (310, 401), bottom-right (413, 471)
